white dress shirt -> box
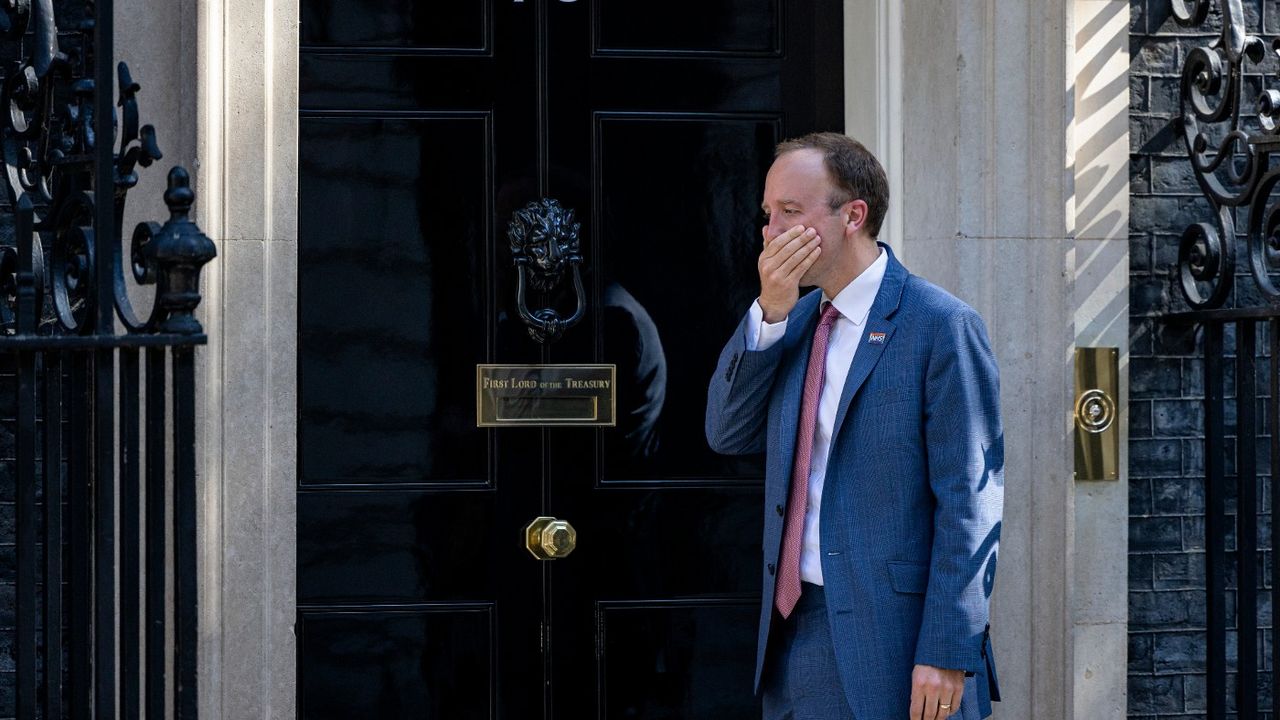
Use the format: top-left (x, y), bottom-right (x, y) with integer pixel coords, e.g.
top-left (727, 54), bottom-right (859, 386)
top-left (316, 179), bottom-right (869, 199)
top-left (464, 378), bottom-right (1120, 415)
top-left (745, 248), bottom-right (888, 585)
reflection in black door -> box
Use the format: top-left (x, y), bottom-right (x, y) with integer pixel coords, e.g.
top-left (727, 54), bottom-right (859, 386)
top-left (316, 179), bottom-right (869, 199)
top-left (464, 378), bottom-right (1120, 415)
top-left (297, 1), bottom-right (842, 717)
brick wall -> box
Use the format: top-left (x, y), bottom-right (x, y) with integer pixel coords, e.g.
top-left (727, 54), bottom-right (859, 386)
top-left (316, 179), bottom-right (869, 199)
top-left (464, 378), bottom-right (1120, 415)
top-left (1129, 0), bottom-right (1274, 716)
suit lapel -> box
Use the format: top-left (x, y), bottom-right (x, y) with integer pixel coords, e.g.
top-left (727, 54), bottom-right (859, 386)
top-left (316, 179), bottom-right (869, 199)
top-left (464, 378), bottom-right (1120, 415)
top-left (829, 243), bottom-right (909, 443)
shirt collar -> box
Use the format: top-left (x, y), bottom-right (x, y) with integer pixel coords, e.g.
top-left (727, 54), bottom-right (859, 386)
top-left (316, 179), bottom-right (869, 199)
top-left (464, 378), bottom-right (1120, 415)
top-left (821, 247), bottom-right (888, 327)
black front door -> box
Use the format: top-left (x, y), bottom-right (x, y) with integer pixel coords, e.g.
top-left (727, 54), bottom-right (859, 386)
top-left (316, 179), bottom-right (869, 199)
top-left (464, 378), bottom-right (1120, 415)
top-left (297, 2), bottom-right (842, 717)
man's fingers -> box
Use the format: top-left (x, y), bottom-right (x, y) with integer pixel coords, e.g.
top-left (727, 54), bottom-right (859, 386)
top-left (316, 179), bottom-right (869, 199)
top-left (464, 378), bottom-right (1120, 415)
top-left (775, 236), bottom-right (820, 278)
top-left (790, 245), bottom-right (821, 281)
top-left (761, 225), bottom-right (808, 259)
top-left (761, 230), bottom-right (817, 277)
top-left (939, 693), bottom-right (957, 719)
top-left (912, 666), bottom-right (965, 720)
top-left (760, 225), bottom-right (799, 255)
top-left (909, 686), bottom-right (925, 720)
top-left (944, 686), bottom-right (963, 718)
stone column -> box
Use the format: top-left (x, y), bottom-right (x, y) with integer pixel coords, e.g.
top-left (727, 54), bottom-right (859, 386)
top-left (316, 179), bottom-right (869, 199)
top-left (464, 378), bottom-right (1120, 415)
top-left (902, 1), bottom-right (1071, 711)
top-left (896, 1), bottom-right (1129, 717)
top-left (192, 0), bottom-right (300, 713)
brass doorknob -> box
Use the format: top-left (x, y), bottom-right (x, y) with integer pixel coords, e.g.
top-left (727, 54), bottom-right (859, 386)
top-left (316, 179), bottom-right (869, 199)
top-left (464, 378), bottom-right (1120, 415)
top-left (525, 516), bottom-right (577, 560)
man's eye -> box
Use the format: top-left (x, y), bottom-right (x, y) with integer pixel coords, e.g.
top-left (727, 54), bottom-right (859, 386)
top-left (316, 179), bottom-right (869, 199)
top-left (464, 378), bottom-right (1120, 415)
top-left (784, 209), bottom-right (799, 215)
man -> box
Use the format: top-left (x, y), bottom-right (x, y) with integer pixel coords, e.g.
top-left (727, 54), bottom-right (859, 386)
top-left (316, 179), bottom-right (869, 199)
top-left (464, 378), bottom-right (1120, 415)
top-left (705, 133), bottom-right (1003, 720)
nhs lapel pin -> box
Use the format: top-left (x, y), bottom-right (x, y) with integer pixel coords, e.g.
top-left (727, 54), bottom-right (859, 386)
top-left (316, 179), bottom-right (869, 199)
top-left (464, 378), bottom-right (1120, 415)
top-left (868, 331), bottom-right (886, 345)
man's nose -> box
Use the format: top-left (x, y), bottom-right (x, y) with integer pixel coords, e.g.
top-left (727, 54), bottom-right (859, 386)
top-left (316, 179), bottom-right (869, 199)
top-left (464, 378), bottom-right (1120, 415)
top-left (766, 217), bottom-right (785, 241)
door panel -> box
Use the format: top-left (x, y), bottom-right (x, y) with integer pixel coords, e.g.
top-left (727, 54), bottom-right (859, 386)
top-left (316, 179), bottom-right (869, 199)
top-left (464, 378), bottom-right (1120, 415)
top-left (302, 0), bottom-right (491, 50)
top-left (593, 0), bottom-right (781, 55)
top-left (299, 116), bottom-right (491, 486)
top-left (298, 491), bottom-right (503, 602)
top-left (299, 607), bottom-right (493, 719)
top-left (598, 601), bottom-right (760, 719)
top-left (299, 56), bottom-right (503, 111)
top-left (592, 114), bottom-right (778, 482)
top-left (298, 1), bottom-right (842, 716)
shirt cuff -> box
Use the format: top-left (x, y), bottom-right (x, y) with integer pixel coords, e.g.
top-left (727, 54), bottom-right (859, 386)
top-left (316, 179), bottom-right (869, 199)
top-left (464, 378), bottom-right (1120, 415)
top-left (747, 299), bottom-right (788, 351)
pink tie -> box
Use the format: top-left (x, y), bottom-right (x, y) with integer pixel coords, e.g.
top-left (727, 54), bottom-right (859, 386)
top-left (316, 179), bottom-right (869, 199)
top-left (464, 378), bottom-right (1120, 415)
top-left (775, 301), bottom-right (841, 619)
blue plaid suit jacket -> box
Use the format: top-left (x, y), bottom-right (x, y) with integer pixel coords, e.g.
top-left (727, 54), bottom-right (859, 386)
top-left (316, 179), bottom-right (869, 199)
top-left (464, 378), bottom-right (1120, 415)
top-left (705, 243), bottom-right (1003, 719)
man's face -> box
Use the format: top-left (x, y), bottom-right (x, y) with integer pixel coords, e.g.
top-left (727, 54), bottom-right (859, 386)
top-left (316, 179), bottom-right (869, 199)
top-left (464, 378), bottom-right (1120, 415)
top-left (760, 149), bottom-right (850, 287)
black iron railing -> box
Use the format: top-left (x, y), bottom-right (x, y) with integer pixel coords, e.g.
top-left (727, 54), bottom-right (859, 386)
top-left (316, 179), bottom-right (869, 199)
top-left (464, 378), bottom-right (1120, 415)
top-left (0, 0), bottom-right (214, 716)
top-left (1165, 1), bottom-right (1280, 717)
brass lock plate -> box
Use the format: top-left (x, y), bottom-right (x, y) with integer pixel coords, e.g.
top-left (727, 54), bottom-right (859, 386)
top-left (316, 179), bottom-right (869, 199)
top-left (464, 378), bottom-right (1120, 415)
top-left (1074, 347), bottom-right (1119, 481)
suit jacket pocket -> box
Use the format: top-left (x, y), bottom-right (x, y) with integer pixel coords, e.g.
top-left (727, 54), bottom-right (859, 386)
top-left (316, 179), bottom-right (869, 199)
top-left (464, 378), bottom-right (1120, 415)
top-left (887, 560), bottom-right (929, 594)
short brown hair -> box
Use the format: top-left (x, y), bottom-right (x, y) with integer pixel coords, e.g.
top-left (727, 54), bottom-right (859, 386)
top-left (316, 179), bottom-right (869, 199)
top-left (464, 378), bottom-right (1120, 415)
top-left (775, 132), bottom-right (889, 238)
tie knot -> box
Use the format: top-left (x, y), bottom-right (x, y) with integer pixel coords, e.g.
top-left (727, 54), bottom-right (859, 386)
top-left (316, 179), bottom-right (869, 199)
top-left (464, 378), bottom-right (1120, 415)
top-left (819, 302), bottom-right (841, 328)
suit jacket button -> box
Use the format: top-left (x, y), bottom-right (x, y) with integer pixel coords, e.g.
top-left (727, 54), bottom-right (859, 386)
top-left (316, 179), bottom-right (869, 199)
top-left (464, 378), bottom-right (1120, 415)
top-left (767, 563), bottom-right (775, 575)
top-left (775, 504), bottom-right (784, 517)
top-left (724, 353), bottom-right (739, 381)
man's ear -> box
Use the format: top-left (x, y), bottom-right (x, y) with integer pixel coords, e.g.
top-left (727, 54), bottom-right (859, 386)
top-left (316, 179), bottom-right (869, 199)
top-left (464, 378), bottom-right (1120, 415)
top-left (843, 199), bottom-right (869, 233)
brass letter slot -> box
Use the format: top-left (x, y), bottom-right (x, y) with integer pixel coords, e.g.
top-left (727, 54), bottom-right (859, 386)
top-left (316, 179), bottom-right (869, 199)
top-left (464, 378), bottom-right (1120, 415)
top-left (496, 396), bottom-right (598, 422)
top-left (1074, 347), bottom-right (1119, 481)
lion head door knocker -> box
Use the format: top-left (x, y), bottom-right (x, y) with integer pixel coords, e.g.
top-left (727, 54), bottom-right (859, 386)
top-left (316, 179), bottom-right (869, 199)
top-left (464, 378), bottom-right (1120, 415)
top-left (508, 198), bottom-right (586, 343)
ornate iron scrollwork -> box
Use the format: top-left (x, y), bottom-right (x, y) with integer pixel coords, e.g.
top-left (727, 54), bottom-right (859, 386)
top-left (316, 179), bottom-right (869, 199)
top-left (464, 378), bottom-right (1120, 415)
top-left (508, 198), bottom-right (586, 343)
top-left (1171, 0), bottom-right (1280, 309)
top-left (0, 0), bottom-right (212, 336)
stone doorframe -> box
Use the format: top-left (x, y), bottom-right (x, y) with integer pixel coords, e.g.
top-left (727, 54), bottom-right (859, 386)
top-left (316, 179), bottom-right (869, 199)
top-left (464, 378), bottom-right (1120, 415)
top-left (189, 0), bottom-right (300, 713)
top-left (115, 0), bottom-right (1129, 715)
